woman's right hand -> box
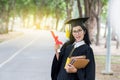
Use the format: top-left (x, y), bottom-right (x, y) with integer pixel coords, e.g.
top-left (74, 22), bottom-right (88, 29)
top-left (65, 64), bottom-right (77, 73)
top-left (54, 44), bottom-right (60, 60)
top-left (54, 44), bottom-right (60, 52)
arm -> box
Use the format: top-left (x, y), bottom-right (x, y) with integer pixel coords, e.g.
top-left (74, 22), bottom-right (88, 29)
top-left (85, 47), bottom-right (95, 80)
top-left (51, 54), bottom-right (60, 80)
top-left (51, 43), bottom-right (66, 80)
top-left (54, 44), bottom-right (60, 60)
top-left (65, 64), bottom-right (77, 73)
top-left (51, 51), bottom-right (62, 80)
top-left (77, 47), bottom-right (95, 80)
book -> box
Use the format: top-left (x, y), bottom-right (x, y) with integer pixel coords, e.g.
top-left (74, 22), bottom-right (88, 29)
top-left (70, 57), bottom-right (89, 69)
top-left (65, 55), bottom-right (89, 69)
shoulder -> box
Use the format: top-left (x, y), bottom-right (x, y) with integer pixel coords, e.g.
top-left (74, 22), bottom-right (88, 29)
top-left (85, 45), bottom-right (95, 58)
top-left (61, 41), bottom-right (73, 50)
top-left (83, 44), bottom-right (93, 51)
top-left (59, 42), bottom-right (73, 54)
top-left (77, 44), bottom-right (92, 51)
top-left (79, 44), bottom-right (94, 56)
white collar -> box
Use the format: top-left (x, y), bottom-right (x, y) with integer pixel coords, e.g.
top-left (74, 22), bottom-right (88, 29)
top-left (73, 40), bottom-right (85, 48)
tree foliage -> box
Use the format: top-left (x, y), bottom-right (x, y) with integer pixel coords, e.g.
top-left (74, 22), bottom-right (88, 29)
top-left (0, 0), bottom-right (108, 34)
top-left (0, 0), bottom-right (67, 33)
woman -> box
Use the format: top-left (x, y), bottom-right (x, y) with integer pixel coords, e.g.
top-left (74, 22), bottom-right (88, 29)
top-left (51, 17), bottom-right (95, 80)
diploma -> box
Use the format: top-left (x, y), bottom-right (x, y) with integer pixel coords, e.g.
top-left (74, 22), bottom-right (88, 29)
top-left (50, 31), bottom-right (63, 45)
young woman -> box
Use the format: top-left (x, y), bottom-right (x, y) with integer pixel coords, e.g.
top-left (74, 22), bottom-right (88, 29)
top-left (51, 17), bottom-right (95, 80)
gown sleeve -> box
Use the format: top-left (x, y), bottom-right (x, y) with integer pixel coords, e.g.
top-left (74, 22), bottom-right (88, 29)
top-left (51, 44), bottom-right (66, 80)
top-left (77, 47), bottom-right (95, 80)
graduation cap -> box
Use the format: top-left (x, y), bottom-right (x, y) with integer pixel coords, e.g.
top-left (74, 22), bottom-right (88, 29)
top-left (65, 17), bottom-right (89, 27)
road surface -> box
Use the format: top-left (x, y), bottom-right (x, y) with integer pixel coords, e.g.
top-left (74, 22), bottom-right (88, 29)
top-left (0, 30), bottom-right (66, 80)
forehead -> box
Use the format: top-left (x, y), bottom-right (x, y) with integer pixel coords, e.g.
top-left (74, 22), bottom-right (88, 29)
top-left (72, 26), bottom-right (82, 30)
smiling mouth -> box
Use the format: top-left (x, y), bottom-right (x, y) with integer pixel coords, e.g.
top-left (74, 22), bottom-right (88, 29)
top-left (76, 36), bottom-right (81, 38)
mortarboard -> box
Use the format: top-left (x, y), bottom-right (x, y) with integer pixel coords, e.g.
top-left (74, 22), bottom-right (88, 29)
top-left (65, 17), bottom-right (89, 27)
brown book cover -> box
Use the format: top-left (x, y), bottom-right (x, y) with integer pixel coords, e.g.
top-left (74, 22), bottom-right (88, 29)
top-left (70, 56), bottom-right (90, 69)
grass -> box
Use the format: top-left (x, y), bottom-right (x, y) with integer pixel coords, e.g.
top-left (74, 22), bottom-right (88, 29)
top-left (95, 55), bottom-right (120, 80)
top-left (95, 55), bottom-right (120, 64)
top-left (118, 76), bottom-right (120, 79)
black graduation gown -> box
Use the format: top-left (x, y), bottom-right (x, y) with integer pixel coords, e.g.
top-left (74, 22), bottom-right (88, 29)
top-left (51, 44), bottom-right (95, 80)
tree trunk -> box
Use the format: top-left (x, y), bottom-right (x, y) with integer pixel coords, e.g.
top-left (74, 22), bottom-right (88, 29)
top-left (5, 12), bottom-right (9, 33)
top-left (77, 0), bottom-right (82, 17)
top-left (96, 16), bottom-right (100, 45)
top-left (104, 21), bottom-right (107, 38)
top-left (84, 0), bottom-right (102, 45)
top-left (11, 0), bottom-right (16, 31)
top-left (95, 0), bottom-right (102, 45)
top-left (10, 17), bottom-right (15, 31)
top-left (0, 1), bottom-right (7, 34)
top-left (84, 0), bottom-right (96, 43)
top-left (55, 18), bottom-right (59, 31)
top-left (87, 17), bottom-right (96, 43)
top-left (84, 0), bottom-right (90, 17)
top-left (116, 39), bottom-right (119, 49)
top-left (65, 0), bottom-right (73, 20)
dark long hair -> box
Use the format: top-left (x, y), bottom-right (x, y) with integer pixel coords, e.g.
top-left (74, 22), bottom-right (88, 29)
top-left (65, 23), bottom-right (91, 46)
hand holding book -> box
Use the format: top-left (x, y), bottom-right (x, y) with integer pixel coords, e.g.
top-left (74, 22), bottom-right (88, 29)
top-left (65, 55), bottom-right (89, 69)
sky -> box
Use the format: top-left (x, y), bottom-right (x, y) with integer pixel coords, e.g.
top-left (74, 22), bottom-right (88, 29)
top-left (110, 0), bottom-right (120, 41)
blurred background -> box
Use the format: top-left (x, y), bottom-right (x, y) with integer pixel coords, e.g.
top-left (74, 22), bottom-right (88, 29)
top-left (0, 0), bottom-right (120, 80)
top-left (0, 0), bottom-right (120, 45)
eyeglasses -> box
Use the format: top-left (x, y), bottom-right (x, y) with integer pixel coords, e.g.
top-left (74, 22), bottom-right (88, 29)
top-left (72, 29), bottom-right (83, 34)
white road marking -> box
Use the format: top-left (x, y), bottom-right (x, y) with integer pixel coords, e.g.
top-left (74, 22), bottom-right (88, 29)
top-left (0, 38), bottom-right (38, 68)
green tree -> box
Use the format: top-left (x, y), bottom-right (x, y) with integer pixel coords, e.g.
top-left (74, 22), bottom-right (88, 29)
top-left (75, 0), bottom-right (108, 45)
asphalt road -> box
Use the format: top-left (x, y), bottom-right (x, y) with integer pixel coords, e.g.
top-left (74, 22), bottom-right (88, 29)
top-left (0, 30), bottom-right (66, 80)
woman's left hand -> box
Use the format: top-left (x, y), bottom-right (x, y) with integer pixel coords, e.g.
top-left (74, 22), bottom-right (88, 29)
top-left (65, 64), bottom-right (77, 73)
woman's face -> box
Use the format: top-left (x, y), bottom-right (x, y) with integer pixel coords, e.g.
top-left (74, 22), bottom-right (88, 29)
top-left (72, 26), bottom-right (85, 42)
